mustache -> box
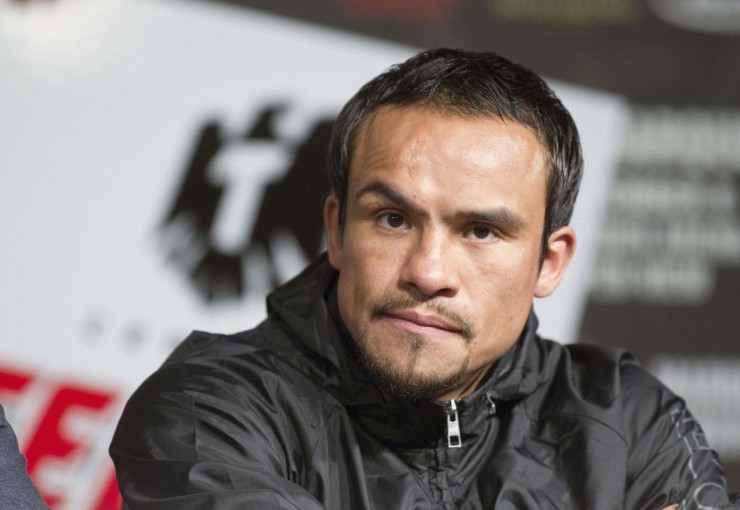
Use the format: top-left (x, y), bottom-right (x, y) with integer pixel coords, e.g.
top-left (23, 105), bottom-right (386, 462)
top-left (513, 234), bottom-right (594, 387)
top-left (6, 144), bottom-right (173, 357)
top-left (369, 296), bottom-right (475, 340)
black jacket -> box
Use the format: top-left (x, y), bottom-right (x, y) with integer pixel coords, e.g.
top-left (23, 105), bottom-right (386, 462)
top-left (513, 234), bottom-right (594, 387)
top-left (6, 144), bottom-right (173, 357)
top-left (111, 255), bottom-right (737, 509)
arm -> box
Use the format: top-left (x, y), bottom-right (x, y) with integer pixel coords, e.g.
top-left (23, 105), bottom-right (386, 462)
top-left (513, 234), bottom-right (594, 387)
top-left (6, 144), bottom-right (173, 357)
top-left (110, 361), bottom-right (328, 510)
top-left (622, 363), bottom-right (734, 510)
top-left (0, 406), bottom-right (49, 510)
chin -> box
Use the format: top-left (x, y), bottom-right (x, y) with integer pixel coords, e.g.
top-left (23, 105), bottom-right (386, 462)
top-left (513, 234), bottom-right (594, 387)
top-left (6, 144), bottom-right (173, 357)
top-left (358, 338), bottom-right (470, 400)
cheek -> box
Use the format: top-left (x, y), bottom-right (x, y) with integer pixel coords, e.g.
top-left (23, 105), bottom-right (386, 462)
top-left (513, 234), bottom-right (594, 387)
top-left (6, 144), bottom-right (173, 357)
top-left (345, 230), bottom-right (404, 281)
top-left (336, 240), bottom-right (390, 316)
top-left (471, 246), bottom-right (540, 286)
top-left (467, 253), bottom-right (540, 321)
top-left (336, 267), bottom-right (362, 336)
top-left (466, 268), bottom-right (537, 365)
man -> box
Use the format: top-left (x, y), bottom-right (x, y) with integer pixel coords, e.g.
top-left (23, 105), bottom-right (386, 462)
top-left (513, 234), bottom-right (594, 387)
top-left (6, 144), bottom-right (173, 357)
top-left (110, 49), bottom-right (737, 509)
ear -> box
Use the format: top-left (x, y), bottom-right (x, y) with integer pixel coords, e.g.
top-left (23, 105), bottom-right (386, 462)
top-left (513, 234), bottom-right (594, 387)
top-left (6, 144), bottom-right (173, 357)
top-left (323, 194), bottom-right (344, 271)
top-left (534, 226), bottom-right (576, 298)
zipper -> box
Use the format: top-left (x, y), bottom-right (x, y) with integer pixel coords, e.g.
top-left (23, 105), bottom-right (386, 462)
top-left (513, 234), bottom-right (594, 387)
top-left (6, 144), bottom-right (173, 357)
top-left (485, 391), bottom-right (497, 416)
top-left (446, 399), bottom-right (462, 448)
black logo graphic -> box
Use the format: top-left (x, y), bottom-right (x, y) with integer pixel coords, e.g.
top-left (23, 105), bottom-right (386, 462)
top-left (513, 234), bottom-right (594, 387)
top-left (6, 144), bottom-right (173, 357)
top-left (161, 104), bottom-right (333, 302)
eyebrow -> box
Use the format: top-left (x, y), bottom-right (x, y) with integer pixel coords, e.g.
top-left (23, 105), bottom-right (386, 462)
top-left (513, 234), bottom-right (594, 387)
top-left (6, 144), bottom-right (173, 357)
top-left (356, 181), bottom-right (429, 219)
top-left (355, 180), bottom-right (527, 233)
top-left (450, 209), bottom-right (526, 233)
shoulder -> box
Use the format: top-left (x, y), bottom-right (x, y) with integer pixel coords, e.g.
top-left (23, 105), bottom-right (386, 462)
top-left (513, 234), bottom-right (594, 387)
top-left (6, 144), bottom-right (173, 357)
top-left (558, 342), bottom-right (681, 420)
top-left (116, 323), bottom-right (339, 447)
top-left (132, 323), bottom-right (333, 412)
top-left (110, 325), bottom-right (353, 508)
top-left (111, 324), bottom-right (341, 466)
top-left (533, 341), bottom-right (732, 506)
top-left (540, 340), bottom-right (645, 406)
top-left (535, 340), bottom-right (680, 432)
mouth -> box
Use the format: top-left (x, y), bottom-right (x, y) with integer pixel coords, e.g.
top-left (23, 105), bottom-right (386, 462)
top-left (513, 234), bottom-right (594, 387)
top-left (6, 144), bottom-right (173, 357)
top-left (383, 309), bottom-right (466, 336)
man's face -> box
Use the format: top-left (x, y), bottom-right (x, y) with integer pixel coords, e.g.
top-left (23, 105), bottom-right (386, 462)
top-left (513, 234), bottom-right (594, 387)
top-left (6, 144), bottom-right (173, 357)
top-left (325, 105), bottom-right (574, 401)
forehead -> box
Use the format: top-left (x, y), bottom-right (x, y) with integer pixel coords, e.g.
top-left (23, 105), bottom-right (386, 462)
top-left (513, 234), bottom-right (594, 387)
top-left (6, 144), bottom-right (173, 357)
top-left (349, 105), bottom-right (548, 194)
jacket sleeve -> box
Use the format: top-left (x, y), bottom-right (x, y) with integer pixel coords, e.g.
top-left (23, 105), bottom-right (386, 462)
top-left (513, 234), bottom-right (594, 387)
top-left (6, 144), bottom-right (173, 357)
top-left (0, 406), bottom-right (50, 510)
top-left (621, 362), bottom-right (737, 510)
top-left (109, 358), bottom-right (328, 510)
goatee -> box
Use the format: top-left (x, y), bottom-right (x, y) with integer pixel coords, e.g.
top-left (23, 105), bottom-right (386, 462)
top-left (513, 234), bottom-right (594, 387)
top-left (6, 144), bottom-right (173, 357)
top-left (355, 295), bottom-right (475, 401)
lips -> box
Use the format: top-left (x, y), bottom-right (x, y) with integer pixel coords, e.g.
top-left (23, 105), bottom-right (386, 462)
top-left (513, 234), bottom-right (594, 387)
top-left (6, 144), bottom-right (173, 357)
top-left (385, 309), bottom-right (463, 334)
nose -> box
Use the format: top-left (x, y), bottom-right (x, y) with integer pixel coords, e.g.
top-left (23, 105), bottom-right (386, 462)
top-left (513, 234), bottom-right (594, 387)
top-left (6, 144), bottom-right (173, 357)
top-left (399, 230), bottom-right (460, 298)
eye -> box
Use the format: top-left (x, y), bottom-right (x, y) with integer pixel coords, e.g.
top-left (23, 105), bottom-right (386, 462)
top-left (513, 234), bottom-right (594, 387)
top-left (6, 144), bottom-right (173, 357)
top-left (379, 212), bottom-right (408, 230)
top-left (464, 225), bottom-right (496, 241)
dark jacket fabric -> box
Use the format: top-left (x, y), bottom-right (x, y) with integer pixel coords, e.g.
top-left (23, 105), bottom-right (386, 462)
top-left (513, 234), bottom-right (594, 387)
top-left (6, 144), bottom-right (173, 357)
top-left (111, 255), bottom-right (737, 509)
top-left (0, 405), bottom-right (49, 510)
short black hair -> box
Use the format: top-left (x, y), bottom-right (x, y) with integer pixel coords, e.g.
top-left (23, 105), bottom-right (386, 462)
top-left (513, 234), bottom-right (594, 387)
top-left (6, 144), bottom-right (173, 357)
top-left (328, 48), bottom-right (583, 245)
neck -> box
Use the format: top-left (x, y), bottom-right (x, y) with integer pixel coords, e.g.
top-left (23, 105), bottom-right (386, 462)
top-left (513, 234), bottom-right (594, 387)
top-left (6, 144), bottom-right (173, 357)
top-left (436, 364), bottom-right (494, 401)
